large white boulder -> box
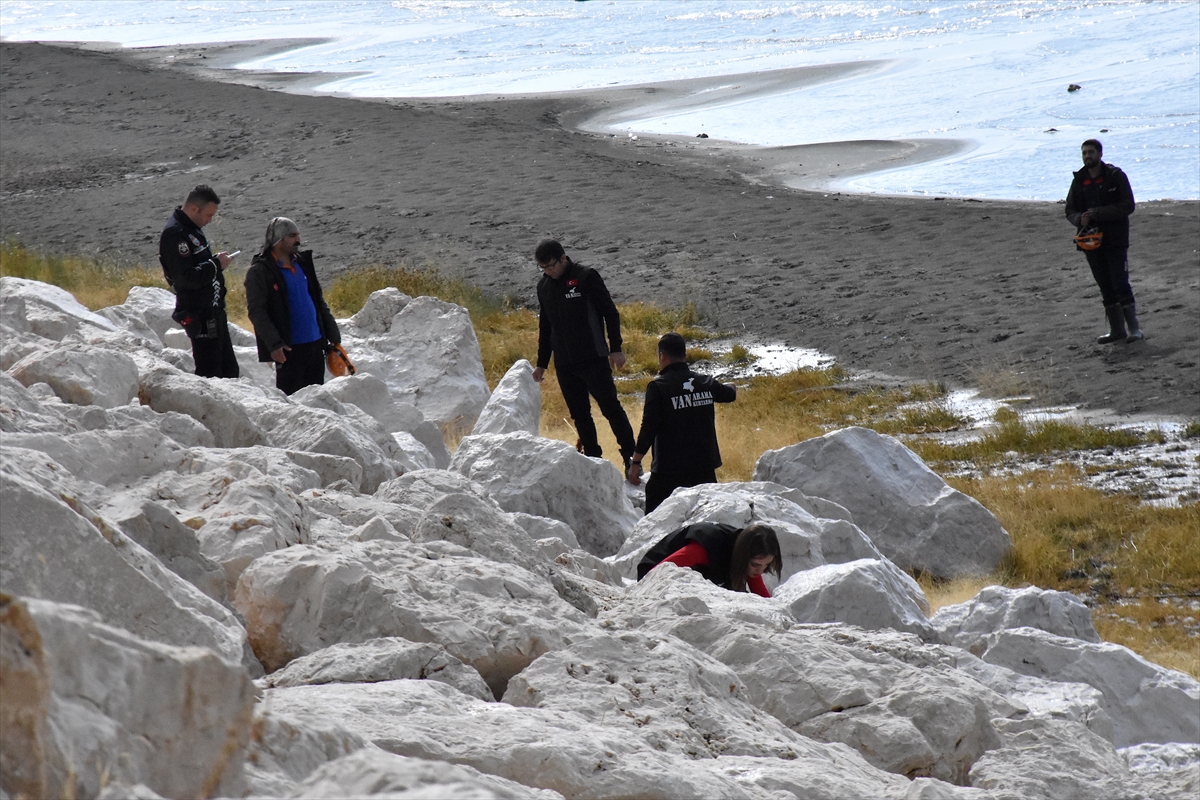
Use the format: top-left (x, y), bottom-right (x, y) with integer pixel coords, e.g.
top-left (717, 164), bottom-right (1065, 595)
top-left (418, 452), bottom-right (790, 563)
top-left (104, 498), bottom-right (228, 604)
top-left (233, 541), bottom-right (589, 696)
top-left (472, 358), bottom-right (541, 436)
top-left (610, 481), bottom-right (884, 585)
top-left (0, 446), bottom-right (250, 666)
top-left (0, 595), bottom-right (254, 800)
top-left (980, 626), bottom-right (1200, 747)
top-left (1120, 742), bottom-right (1200, 800)
top-left (774, 558), bottom-right (938, 640)
top-left (0, 276), bottom-right (118, 340)
top-left (138, 365), bottom-right (267, 447)
top-left (451, 431), bottom-right (639, 558)
top-left (967, 717), bottom-right (1141, 799)
top-left (260, 636), bottom-right (493, 700)
top-left (341, 293), bottom-right (490, 431)
top-left (754, 427), bottom-right (1012, 578)
top-left (10, 341), bottom-right (140, 408)
top-left (98, 285), bottom-right (178, 341)
top-left (294, 747), bottom-right (559, 799)
top-left (932, 584), bottom-right (1100, 651)
top-left (294, 371), bottom-right (451, 468)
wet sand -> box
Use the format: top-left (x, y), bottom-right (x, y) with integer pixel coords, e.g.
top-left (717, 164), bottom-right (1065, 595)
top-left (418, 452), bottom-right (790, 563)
top-left (2, 40), bottom-right (1197, 418)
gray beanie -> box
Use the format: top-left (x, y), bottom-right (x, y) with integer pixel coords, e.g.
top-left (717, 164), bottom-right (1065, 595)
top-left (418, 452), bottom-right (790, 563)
top-left (264, 217), bottom-right (299, 253)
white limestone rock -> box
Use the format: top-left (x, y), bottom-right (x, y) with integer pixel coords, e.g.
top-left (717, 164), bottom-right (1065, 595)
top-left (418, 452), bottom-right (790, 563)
top-left (967, 717), bottom-right (1141, 800)
top-left (610, 481), bottom-right (884, 586)
top-left (260, 636), bottom-right (493, 700)
top-left (297, 371), bottom-right (451, 468)
top-left (1120, 743), bottom-right (1200, 800)
top-left (472, 358), bottom-right (541, 436)
top-left (98, 285), bottom-right (178, 341)
top-left (0, 446), bottom-right (249, 666)
top-left (104, 498), bottom-right (228, 604)
top-left (3, 422), bottom-right (194, 489)
top-left (754, 427), bottom-right (1012, 579)
top-left (450, 431), bottom-right (639, 558)
top-left (0, 370), bottom-right (73, 433)
top-left (0, 276), bottom-right (118, 340)
top-left (241, 705), bottom-right (368, 796)
top-left (609, 567), bottom-right (1019, 786)
top-left (0, 595), bottom-right (253, 800)
top-left (512, 512), bottom-right (581, 550)
top-left (234, 541), bottom-right (589, 696)
top-left (294, 747), bottom-right (561, 799)
top-left (412, 491), bottom-right (544, 569)
top-left (0, 321), bottom-right (52, 370)
top-left (343, 286), bottom-right (412, 336)
top-left (342, 294), bottom-right (490, 431)
top-left (10, 341), bottom-right (140, 408)
top-left (774, 558), bottom-right (938, 641)
top-left (138, 365), bottom-right (267, 448)
top-left (932, 584), bottom-right (1100, 651)
top-left (702, 757), bottom-right (983, 800)
top-left (979, 626), bottom-right (1200, 747)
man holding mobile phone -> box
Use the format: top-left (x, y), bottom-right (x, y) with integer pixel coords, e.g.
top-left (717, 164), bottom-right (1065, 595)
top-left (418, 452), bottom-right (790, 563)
top-left (158, 184), bottom-right (240, 378)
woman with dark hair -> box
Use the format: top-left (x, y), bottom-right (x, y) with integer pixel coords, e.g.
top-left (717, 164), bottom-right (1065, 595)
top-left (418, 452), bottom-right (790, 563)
top-left (636, 522), bottom-right (782, 597)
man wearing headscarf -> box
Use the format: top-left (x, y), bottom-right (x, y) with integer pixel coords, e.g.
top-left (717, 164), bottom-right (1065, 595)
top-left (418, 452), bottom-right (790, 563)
top-left (244, 217), bottom-right (341, 395)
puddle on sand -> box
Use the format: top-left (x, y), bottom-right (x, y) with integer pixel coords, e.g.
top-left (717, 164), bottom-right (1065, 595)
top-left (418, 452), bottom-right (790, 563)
top-left (908, 390), bottom-right (1199, 507)
top-left (691, 342), bottom-right (1198, 506)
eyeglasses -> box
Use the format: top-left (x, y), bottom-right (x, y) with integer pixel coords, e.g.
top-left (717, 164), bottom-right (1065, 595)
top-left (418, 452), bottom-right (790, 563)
top-left (538, 257), bottom-right (561, 271)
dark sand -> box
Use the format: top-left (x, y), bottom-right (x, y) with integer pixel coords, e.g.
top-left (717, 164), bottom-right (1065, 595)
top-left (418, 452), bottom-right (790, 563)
top-left (2, 41), bottom-right (1197, 418)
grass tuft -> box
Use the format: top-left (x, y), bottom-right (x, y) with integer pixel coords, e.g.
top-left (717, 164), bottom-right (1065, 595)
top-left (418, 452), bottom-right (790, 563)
top-left (1, 239), bottom-right (167, 311)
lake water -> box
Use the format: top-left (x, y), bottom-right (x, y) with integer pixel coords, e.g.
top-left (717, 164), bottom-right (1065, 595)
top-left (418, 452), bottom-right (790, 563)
top-left (3, 0), bottom-right (1197, 200)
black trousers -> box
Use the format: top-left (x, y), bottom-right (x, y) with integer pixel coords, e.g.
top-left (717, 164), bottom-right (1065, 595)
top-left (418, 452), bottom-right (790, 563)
top-left (644, 468), bottom-right (718, 514)
top-left (555, 357), bottom-right (636, 459)
top-left (1084, 246), bottom-right (1135, 307)
top-left (275, 340), bottom-right (326, 396)
top-left (190, 310), bottom-right (240, 379)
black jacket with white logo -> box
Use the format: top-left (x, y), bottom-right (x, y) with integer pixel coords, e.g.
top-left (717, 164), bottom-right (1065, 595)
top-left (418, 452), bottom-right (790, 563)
top-left (635, 361), bottom-right (736, 473)
top-left (158, 207), bottom-right (226, 318)
top-left (1065, 161), bottom-right (1135, 249)
top-left (536, 261), bottom-right (623, 368)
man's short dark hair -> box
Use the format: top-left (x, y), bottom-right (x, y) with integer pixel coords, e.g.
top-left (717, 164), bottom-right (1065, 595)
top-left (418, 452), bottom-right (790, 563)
top-left (1081, 139), bottom-right (1103, 155)
top-left (534, 239), bottom-right (565, 265)
top-left (658, 332), bottom-right (687, 361)
top-left (185, 184), bottom-right (220, 207)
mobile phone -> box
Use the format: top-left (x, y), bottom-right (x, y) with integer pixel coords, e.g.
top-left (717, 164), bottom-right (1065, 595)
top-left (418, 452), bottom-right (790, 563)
top-left (228, 250), bottom-right (241, 258)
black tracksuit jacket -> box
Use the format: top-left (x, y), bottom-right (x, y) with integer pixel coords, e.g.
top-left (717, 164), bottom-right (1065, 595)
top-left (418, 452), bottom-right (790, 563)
top-left (635, 361), bottom-right (736, 473)
top-left (158, 207), bottom-right (226, 321)
top-left (1065, 162), bottom-right (1135, 249)
top-left (244, 250), bottom-right (340, 363)
top-left (536, 261), bottom-right (623, 369)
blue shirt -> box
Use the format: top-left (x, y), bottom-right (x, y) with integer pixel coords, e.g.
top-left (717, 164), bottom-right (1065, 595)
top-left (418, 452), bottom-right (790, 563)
top-left (279, 259), bottom-right (321, 345)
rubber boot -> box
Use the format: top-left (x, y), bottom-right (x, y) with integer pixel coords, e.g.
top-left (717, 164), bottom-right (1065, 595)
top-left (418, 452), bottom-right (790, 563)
top-left (1096, 303), bottom-right (1126, 344)
top-left (1122, 303), bottom-right (1144, 342)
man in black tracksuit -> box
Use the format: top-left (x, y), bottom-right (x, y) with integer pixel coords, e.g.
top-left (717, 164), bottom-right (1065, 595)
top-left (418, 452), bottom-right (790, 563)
top-left (627, 332), bottom-right (737, 513)
top-left (158, 184), bottom-right (240, 378)
top-left (1065, 139), bottom-right (1142, 344)
top-left (533, 239), bottom-right (636, 465)
top-left (245, 217), bottom-right (341, 396)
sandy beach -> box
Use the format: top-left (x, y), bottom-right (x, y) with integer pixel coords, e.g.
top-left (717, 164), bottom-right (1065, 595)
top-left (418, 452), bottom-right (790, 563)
top-left (2, 40), bottom-right (1197, 419)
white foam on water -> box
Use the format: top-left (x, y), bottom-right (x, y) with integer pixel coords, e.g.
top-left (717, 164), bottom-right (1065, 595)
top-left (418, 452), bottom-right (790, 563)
top-left (2, 0), bottom-right (1196, 201)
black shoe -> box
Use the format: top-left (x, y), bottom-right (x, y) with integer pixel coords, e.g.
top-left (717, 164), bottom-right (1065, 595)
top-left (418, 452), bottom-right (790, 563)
top-left (1097, 303), bottom-right (1126, 345)
top-left (1121, 303), bottom-right (1144, 342)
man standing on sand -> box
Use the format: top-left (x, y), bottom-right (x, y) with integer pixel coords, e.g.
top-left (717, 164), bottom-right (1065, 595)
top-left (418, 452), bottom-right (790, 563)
top-left (533, 239), bottom-right (637, 467)
top-left (1065, 139), bottom-right (1143, 344)
top-left (627, 332), bottom-right (737, 514)
top-left (158, 184), bottom-right (240, 378)
top-left (245, 217), bottom-right (341, 396)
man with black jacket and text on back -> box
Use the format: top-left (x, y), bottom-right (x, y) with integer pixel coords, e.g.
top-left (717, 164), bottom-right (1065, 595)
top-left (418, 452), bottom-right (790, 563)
top-left (1065, 138), bottom-right (1143, 344)
top-left (533, 239), bottom-right (637, 468)
top-left (158, 184), bottom-right (240, 378)
top-left (627, 332), bottom-right (737, 513)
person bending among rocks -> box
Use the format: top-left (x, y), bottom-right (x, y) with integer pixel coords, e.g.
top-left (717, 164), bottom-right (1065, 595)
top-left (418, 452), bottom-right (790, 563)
top-left (245, 217), bottom-right (341, 396)
top-left (532, 239), bottom-right (637, 467)
top-left (1065, 138), bottom-right (1143, 344)
top-left (158, 184), bottom-right (240, 378)
top-left (627, 332), bottom-right (737, 513)
top-left (637, 522), bottom-right (782, 598)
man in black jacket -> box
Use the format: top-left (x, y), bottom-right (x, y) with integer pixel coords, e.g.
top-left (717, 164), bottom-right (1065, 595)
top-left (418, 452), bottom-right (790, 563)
top-left (533, 239), bottom-right (636, 465)
top-left (627, 332), bottom-right (737, 513)
top-left (244, 217), bottom-right (341, 395)
top-left (1065, 139), bottom-right (1143, 344)
top-left (158, 184), bottom-right (240, 378)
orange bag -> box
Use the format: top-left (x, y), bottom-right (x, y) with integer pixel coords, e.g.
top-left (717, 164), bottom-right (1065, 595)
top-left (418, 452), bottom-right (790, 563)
top-left (1074, 228), bottom-right (1103, 251)
top-left (326, 343), bottom-right (356, 377)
